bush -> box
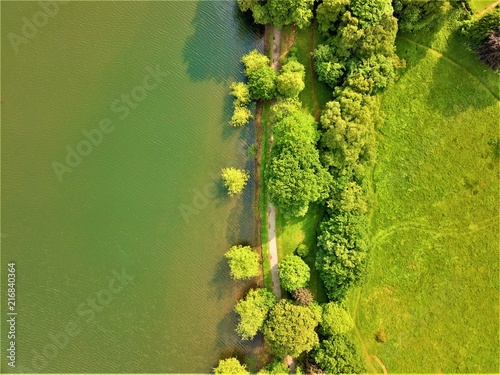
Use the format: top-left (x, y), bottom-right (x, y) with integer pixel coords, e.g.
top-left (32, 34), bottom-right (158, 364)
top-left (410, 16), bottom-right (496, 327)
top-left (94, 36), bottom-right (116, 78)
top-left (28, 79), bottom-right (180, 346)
top-left (221, 167), bottom-right (250, 196)
top-left (230, 82), bottom-right (251, 106)
top-left (278, 255), bottom-right (311, 292)
top-left (230, 106), bottom-right (253, 127)
top-left (213, 358), bottom-right (249, 375)
top-left (295, 243), bottom-right (310, 258)
top-left (321, 303), bottom-right (354, 336)
top-left (375, 329), bottom-right (388, 343)
top-left (225, 245), bottom-right (260, 280)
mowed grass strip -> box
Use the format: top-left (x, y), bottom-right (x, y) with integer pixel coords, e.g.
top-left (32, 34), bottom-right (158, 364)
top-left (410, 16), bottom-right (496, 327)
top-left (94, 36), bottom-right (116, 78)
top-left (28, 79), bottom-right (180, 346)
top-left (346, 31), bottom-right (499, 373)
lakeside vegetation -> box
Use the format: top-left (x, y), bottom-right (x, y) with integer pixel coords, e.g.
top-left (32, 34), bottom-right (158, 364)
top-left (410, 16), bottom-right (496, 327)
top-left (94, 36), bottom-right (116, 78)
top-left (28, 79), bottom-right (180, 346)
top-left (218, 0), bottom-right (499, 373)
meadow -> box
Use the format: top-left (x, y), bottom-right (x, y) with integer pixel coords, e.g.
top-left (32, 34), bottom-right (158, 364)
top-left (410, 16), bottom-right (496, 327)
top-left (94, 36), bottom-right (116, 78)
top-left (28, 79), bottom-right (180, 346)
top-left (346, 10), bottom-right (499, 373)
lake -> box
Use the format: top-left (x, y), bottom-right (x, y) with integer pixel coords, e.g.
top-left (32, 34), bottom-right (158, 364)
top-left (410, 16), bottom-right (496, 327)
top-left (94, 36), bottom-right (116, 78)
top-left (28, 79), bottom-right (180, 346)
top-left (1, 1), bottom-right (262, 372)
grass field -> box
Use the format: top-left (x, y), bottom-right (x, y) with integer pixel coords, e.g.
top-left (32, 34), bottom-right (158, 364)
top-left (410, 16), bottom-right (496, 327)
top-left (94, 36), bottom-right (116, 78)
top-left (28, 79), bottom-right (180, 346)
top-left (469, 0), bottom-right (498, 13)
top-left (346, 10), bottom-right (500, 374)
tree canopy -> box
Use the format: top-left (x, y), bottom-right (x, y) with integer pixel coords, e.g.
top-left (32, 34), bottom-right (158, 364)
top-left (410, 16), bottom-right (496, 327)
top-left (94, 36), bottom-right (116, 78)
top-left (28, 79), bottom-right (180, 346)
top-left (213, 358), bottom-right (250, 375)
top-left (221, 167), bottom-right (250, 196)
top-left (278, 255), bottom-right (311, 292)
top-left (321, 302), bottom-right (354, 336)
top-left (264, 299), bottom-right (321, 358)
top-left (277, 59), bottom-right (306, 98)
top-left (225, 245), bottom-right (260, 280)
top-left (312, 335), bottom-right (365, 374)
top-left (267, 100), bottom-right (331, 218)
top-left (235, 289), bottom-right (277, 340)
top-left (230, 106), bottom-right (253, 127)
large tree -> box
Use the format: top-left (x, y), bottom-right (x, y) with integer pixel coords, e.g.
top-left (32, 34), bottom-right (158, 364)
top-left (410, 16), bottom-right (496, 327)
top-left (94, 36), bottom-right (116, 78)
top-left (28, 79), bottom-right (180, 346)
top-left (213, 358), bottom-right (250, 375)
top-left (267, 100), bottom-right (330, 218)
top-left (264, 299), bottom-right (321, 358)
top-left (225, 245), bottom-right (260, 280)
top-left (235, 289), bottom-right (277, 340)
top-left (312, 335), bottom-right (365, 374)
top-left (267, 0), bottom-right (315, 29)
top-left (278, 255), bottom-right (310, 292)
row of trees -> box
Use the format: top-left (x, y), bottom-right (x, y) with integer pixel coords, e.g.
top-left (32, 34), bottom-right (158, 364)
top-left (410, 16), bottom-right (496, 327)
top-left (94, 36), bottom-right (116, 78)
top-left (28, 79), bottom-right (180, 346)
top-left (313, 0), bottom-right (394, 305)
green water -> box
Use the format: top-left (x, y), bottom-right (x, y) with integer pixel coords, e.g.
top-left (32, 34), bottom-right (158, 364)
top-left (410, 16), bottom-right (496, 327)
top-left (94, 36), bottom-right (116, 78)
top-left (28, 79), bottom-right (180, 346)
top-left (1, 1), bottom-right (262, 373)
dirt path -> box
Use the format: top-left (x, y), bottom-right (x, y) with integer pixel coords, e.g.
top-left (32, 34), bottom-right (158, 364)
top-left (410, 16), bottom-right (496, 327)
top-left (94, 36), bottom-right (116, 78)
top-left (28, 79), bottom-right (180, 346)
top-left (267, 24), bottom-right (283, 299)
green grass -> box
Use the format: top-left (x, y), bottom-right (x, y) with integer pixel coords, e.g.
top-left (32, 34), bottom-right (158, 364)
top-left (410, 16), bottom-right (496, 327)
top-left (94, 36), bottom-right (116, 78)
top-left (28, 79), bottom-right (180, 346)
top-left (346, 12), bottom-right (500, 373)
top-left (469, 0), bottom-right (498, 13)
top-left (275, 204), bottom-right (328, 303)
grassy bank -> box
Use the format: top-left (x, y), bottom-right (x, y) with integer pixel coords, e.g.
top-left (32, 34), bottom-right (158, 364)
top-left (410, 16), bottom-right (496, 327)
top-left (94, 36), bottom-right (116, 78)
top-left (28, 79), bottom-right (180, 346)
top-left (347, 11), bottom-right (499, 373)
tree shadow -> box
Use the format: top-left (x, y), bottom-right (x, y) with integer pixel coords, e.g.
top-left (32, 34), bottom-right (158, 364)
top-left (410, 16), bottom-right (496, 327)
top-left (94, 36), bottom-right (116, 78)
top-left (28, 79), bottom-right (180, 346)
top-left (183, 0), bottom-right (264, 84)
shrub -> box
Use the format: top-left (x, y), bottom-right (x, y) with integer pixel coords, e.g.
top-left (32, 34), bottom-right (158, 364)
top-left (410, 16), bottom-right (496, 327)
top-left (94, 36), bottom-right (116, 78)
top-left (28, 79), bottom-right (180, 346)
top-left (295, 243), bottom-right (310, 258)
top-left (278, 255), bottom-right (310, 292)
top-left (375, 329), bottom-right (388, 343)
top-left (221, 168), bottom-right (250, 196)
top-left (230, 106), bottom-right (253, 127)
top-left (213, 358), bottom-right (249, 375)
top-left (321, 303), bottom-right (354, 336)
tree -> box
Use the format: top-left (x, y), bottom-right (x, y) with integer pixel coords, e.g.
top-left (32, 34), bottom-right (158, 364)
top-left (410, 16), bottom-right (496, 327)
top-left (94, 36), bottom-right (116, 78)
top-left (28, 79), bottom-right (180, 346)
top-left (350, 0), bottom-right (393, 28)
top-left (312, 335), bottom-right (365, 374)
top-left (267, 0), bottom-right (315, 29)
top-left (477, 29), bottom-right (500, 70)
top-left (316, 0), bottom-right (350, 36)
top-left (225, 245), bottom-right (260, 280)
top-left (278, 255), bottom-right (311, 291)
top-left (235, 289), bottom-right (277, 340)
top-left (462, 8), bottom-right (500, 47)
top-left (393, 0), bottom-right (451, 32)
top-left (321, 303), bottom-right (354, 336)
top-left (213, 358), bottom-right (249, 375)
top-left (316, 212), bottom-right (368, 301)
top-left (242, 49), bottom-right (270, 75)
top-left (267, 101), bottom-right (330, 218)
top-left (277, 60), bottom-right (306, 98)
top-left (230, 106), bottom-right (253, 127)
top-left (247, 66), bottom-right (278, 100)
top-left (292, 287), bottom-right (314, 306)
top-left (295, 243), bottom-right (310, 258)
top-left (230, 82), bottom-right (251, 106)
top-left (221, 167), bottom-right (250, 196)
top-left (264, 299), bottom-right (321, 358)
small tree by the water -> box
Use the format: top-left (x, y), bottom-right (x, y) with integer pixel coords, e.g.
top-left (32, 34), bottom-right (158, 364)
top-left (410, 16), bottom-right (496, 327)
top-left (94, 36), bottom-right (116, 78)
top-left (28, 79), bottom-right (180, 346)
top-left (225, 245), bottom-right (259, 280)
top-left (221, 168), bottom-right (249, 196)
top-left (213, 357), bottom-right (249, 375)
